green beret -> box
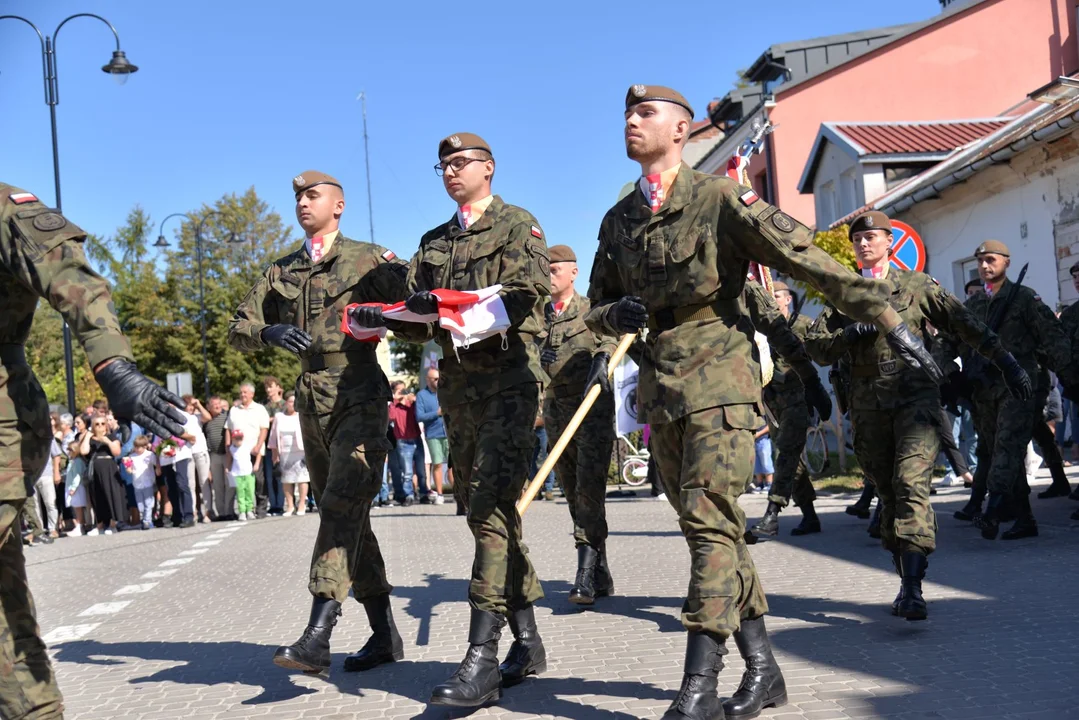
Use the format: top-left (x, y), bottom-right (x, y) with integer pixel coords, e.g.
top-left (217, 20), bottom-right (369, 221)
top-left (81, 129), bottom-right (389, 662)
top-left (625, 85), bottom-right (694, 117)
top-left (975, 239), bottom-right (1010, 257)
top-left (293, 170), bottom-right (342, 197)
top-left (849, 210), bottom-right (892, 239)
top-left (438, 133), bottom-right (492, 159)
top-left (548, 245), bottom-right (576, 263)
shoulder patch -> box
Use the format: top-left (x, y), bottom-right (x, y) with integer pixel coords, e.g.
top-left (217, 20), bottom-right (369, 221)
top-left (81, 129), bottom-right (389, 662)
top-left (739, 189), bottom-right (759, 207)
top-left (381, 249), bottom-right (396, 262)
top-left (531, 224), bottom-right (543, 239)
top-left (9, 192), bottom-right (38, 205)
top-left (33, 212), bottom-right (67, 232)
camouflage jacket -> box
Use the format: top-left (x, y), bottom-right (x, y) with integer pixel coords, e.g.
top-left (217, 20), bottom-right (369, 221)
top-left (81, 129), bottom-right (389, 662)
top-left (404, 195), bottom-right (551, 406)
top-left (541, 292), bottom-right (604, 399)
top-left (584, 165), bottom-right (899, 425)
top-left (1057, 300), bottom-right (1079, 353)
top-left (959, 277), bottom-right (1077, 390)
top-left (1, 183), bottom-right (134, 499)
top-left (745, 282), bottom-right (814, 411)
top-left (228, 233), bottom-right (408, 416)
top-left (805, 267), bottom-right (1003, 411)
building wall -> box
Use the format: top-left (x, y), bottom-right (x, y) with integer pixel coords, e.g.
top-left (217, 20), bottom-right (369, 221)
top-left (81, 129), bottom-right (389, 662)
top-left (895, 128), bottom-right (1079, 310)
top-left (769, 0), bottom-right (1078, 222)
top-left (809, 139), bottom-right (868, 227)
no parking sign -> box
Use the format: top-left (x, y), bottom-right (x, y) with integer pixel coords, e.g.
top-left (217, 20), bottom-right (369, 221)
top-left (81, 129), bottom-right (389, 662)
top-left (889, 220), bottom-right (926, 272)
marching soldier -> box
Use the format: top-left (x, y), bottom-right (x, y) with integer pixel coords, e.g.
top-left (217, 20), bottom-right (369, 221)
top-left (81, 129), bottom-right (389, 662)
top-left (1031, 362), bottom-right (1072, 499)
top-left (229, 171), bottom-right (408, 677)
top-left (586, 86), bottom-right (943, 720)
top-left (539, 244), bottom-right (617, 606)
top-left (953, 241), bottom-right (1077, 540)
top-left (350, 134), bottom-right (551, 707)
top-left (746, 280), bottom-right (831, 538)
top-left (1059, 261), bottom-right (1079, 513)
top-left (2, 183), bottom-right (188, 720)
top-left (805, 214), bottom-right (1030, 621)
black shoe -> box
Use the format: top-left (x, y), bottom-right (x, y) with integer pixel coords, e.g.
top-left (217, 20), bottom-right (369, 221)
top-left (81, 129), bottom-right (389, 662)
top-left (975, 493), bottom-right (1004, 540)
top-left (403, 496), bottom-right (415, 507)
top-left (954, 497), bottom-right (983, 522)
top-left (929, 486), bottom-right (938, 495)
top-left (867, 501), bottom-right (882, 539)
top-left (1069, 486), bottom-right (1079, 501)
top-left (1037, 483), bottom-right (1072, 499)
top-left (1001, 515), bottom-right (1038, 540)
top-left (499, 605), bottom-right (547, 687)
top-left (897, 552), bottom-right (928, 621)
top-left (751, 502), bottom-right (780, 538)
top-left (180, 520), bottom-right (196, 529)
top-left (37, 534), bottom-right (55, 545)
top-left (594, 545), bottom-right (614, 597)
top-left (846, 484), bottom-right (874, 519)
top-left (661, 632), bottom-right (725, 720)
top-left (430, 608), bottom-right (504, 707)
top-left (162, 516), bottom-right (173, 528)
top-left (742, 529), bottom-right (758, 545)
top-left (343, 594), bottom-right (404, 672)
top-left (569, 545), bottom-right (600, 606)
top-left (790, 504), bottom-right (821, 536)
top-left (890, 552), bottom-right (903, 617)
top-left (456, 502), bottom-right (467, 516)
top-left (419, 494), bottom-right (432, 505)
top-left (724, 616), bottom-right (788, 718)
top-left (273, 597), bottom-right (341, 674)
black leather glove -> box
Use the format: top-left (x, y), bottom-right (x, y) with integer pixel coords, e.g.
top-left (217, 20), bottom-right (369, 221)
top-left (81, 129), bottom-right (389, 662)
top-left (842, 322), bottom-right (878, 343)
top-left (993, 352), bottom-right (1032, 400)
top-left (405, 291), bottom-right (439, 315)
top-left (607, 296), bottom-right (648, 333)
top-left (583, 352), bottom-right (611, 397)
top-left (95, 360), bottom-right (187, 440)
top-left (348, 305), bottom-right (386, 328)
top-left (540, 347), bottom-right (557, 367)
top-left (884, 322), bottom-right (943, 385)
top-left (802, 375), bottom-right (833, 422)
top-left (260, 324), bottom-right (312, 354)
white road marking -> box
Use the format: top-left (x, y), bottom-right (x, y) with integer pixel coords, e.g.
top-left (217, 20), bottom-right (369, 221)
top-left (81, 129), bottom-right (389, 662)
top-left (141, 569), bottom-right (179, 579)
top-left (114, 583), bottom-right (158, 595)
top-left (159, 558), bottom-right (194, 567)
top-left (43, 624), bottom-right (101, 644)
top-left (79, 602), bottom-right (131, 616)
top-left (180, 548), bottom-right (208, 556)
top-left (193, 540), bottom-right (221, 547)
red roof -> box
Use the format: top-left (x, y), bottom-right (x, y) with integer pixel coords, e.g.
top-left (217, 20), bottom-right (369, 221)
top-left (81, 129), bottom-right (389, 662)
top-left (832, 120), bottom-right (1010, 155)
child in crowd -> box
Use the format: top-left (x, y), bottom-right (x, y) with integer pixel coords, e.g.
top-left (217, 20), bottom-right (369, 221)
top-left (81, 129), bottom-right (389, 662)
top-left (228, 429), bottom-right (256, 521)
top-left (64, 440), bottom-right (88, 536)
top-left (128, 436), bottom-right (158, 530)
top-left (753, 425), bottom-right (774, 494)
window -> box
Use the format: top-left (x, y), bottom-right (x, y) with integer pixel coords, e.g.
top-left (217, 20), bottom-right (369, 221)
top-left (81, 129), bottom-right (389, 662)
top-left (839, 169), bottom-right (858, 215)
top-left (816, 181), bottom-right (838, 227)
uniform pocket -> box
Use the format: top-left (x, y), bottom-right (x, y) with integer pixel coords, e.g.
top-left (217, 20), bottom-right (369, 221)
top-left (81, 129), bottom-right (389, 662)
top-left (722, 403), bottom-right (762, 431)
top-left (669, 226), bottom-right (710, 263)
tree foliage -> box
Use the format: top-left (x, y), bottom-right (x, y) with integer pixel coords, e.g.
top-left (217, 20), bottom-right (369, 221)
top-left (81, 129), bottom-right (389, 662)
top-left (795, 224), bottom-right (857, 304)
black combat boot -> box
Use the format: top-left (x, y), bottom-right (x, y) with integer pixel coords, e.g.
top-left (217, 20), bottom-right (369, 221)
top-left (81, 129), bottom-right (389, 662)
top-left (1037, 463), bottom-right (1072, 499)
top-left (953, 493), bottom-right (984, 522)
top-left (273, 597), bottom-right (341, 673)
top-left (790, 502), bottom-right (821, 536)
top-left (846, 483), bottom-right (874, 519)
top-left (723, 616), bottom-right (787, 719)
top-left (498, 605), bottom-right (547, 686)
top-left (594, 545), bottom-right (614, 597)
top-left (751, 502), bottom-right (781, 537)
top-left (569, 544), bottom-right (600, 605)
top-left (661, 632), bottom-right (725, 720)
top-left (867, 500), bottom-right (882, 539)
top-left (975, 493), bottom-right (1005, 540)
top-left (343, 593), bottom-right (404, 672)
top-left (890, 552), bottom-right (903, 616)
top-left (1002, 495), bottom-right (1038, 540)
top-left (896, 552), bottom-right (928, 621)
top-left (430, 608), bottom-right (504, 707)
top-left (1069, 485), bottom-right (1079, 501)
top-left (742, 530), bottom-right (758, 545)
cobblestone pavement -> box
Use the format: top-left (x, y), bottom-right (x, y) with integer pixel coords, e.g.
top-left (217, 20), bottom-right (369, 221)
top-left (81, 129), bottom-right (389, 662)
top-left (26, 467), bottom-right (1079, 720)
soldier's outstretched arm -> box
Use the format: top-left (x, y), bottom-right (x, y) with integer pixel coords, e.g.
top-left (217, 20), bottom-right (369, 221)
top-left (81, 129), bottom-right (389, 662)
top-left (229, 268), bottom-right (276, 352)
top-left (743, 278), bottom-right (814, 376)
top-left (803, 305), bottom-right (853, 366)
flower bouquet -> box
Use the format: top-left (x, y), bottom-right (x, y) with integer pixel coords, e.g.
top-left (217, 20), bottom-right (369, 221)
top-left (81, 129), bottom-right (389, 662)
top-left (152, 436), bottom-right (186, 459)
top-left (121, 457), bottom-right (135, 473)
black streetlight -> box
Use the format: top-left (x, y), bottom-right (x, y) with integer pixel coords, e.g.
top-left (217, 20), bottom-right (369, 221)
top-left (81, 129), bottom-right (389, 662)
top-left (157, 211), bottom-right (244, 399)
top-left (1, 13), bottom-right (139, 414)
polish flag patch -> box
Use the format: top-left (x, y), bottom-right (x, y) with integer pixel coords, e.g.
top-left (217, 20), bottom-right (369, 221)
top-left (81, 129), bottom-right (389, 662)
top-left (381, 250), bottom-right (396, 261)
top-left (531, 225), bottom-right (543, 238)
top-left (9, 192), bottom-right (38, 204)
top-left (739, 190), bottom-right (759, 207)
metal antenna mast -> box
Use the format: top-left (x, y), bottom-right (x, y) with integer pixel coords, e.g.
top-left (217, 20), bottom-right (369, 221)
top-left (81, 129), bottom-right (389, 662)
top-left (357, 91), bottom-right (375, 242)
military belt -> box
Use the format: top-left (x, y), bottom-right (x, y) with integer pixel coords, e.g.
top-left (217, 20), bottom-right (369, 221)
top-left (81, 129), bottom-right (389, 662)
top-left (851, 359), bottom-right (900, 378)
top-left (0, 344), bottom-right (27, 367)
top-left (300, 351), bottom-right (369, 373)
top-left (648, 298), bottom-right (742, 332)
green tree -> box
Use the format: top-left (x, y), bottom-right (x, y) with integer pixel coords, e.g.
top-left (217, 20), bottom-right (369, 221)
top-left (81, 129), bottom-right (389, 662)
top-left (389, 334), bottom-right (423, 379)
top-left (794, 224), bottom-right (856, 304)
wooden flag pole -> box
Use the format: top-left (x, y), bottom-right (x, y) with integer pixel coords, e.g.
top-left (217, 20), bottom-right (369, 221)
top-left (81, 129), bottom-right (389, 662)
top-left (517, 332), bottom-right (637, 515)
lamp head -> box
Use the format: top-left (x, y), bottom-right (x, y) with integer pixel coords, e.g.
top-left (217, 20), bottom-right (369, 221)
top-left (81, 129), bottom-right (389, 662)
top-left (102, 50), bottom-right (138, 85)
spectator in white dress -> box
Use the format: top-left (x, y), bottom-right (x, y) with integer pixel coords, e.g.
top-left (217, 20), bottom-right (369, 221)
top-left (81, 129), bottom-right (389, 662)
top-left (268, 392), bottom-right (308, 515)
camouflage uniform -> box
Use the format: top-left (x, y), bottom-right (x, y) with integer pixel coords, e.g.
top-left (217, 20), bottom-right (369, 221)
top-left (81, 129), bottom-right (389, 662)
top-left (229, 235), bottom-right (409, 604)
top-left (540, 292), bottom-right (615, 548)
top-left (805, 267), bottom-right (1006, 556)
top-left (1, 183), bottom-right (138, 719)
top-left (742, 280), bottom-right (816, 511)
top-left (585, 165), bottom-right (909, 639)
top-left (404, 196), bottom-right (550, 616)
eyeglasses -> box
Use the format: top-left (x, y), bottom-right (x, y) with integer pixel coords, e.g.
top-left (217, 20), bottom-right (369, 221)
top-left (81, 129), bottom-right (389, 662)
top-left (434, 156), bottom-right (484, 177)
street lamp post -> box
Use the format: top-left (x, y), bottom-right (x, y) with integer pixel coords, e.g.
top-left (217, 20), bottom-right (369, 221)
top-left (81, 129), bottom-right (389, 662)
top-left (1, 13), bottom-right (138, 414)
top-left (157, 211), bottom-right (242, 399)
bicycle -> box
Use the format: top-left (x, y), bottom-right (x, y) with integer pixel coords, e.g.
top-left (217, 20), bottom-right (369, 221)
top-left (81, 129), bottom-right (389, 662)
top-left (619, 435), bottom-right (651, 487)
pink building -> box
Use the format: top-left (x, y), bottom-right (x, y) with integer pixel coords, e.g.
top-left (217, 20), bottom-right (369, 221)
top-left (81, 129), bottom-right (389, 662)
top-left (694, 0), bottom-right (1079, 226)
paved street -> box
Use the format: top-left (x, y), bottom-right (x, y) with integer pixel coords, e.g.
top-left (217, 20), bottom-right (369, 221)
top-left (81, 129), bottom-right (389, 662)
top-left (28, 468), bottom-right (1079, 720)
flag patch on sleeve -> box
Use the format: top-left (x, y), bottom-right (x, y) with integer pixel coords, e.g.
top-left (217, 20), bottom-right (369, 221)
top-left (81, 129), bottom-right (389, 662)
top-left (381, 250), bottom-right (396, 261)
top-left (739, 190), bottom-right (759, 207)
top-left (9, 192), bottom-right (38, 204)
top-left (531, 225), bottom-right (543, 238)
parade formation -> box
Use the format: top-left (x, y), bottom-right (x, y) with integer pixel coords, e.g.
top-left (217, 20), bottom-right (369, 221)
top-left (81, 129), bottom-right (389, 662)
top-left (6, 76), bottom-right (1079, 720)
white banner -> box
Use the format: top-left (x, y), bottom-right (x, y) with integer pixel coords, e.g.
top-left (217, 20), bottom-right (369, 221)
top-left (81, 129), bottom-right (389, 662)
top-left (614, 357), bottom-right (645, 435)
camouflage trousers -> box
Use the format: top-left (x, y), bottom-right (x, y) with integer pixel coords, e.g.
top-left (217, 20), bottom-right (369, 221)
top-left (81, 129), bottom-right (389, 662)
top-left (0, 500), bottom-right (63, 720)
top-left (765, 401), bottom-right (816, 509)
top-left (970, 386), bottom-right (1035, 498)
top-left (300, 403), bottom-right (393, 604)
top-left (443, 383), bottom-right (544, 616)
top-left (544, 390), bottom-right (616, 548)
top-left (851, 402), bottom-right (939, 555)
top-left (652, 404), bottom-right (769, 640)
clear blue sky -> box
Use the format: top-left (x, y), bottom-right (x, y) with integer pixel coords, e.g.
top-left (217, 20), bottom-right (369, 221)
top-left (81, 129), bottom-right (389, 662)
top-left (2, 0), bottom-right (940, 287)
